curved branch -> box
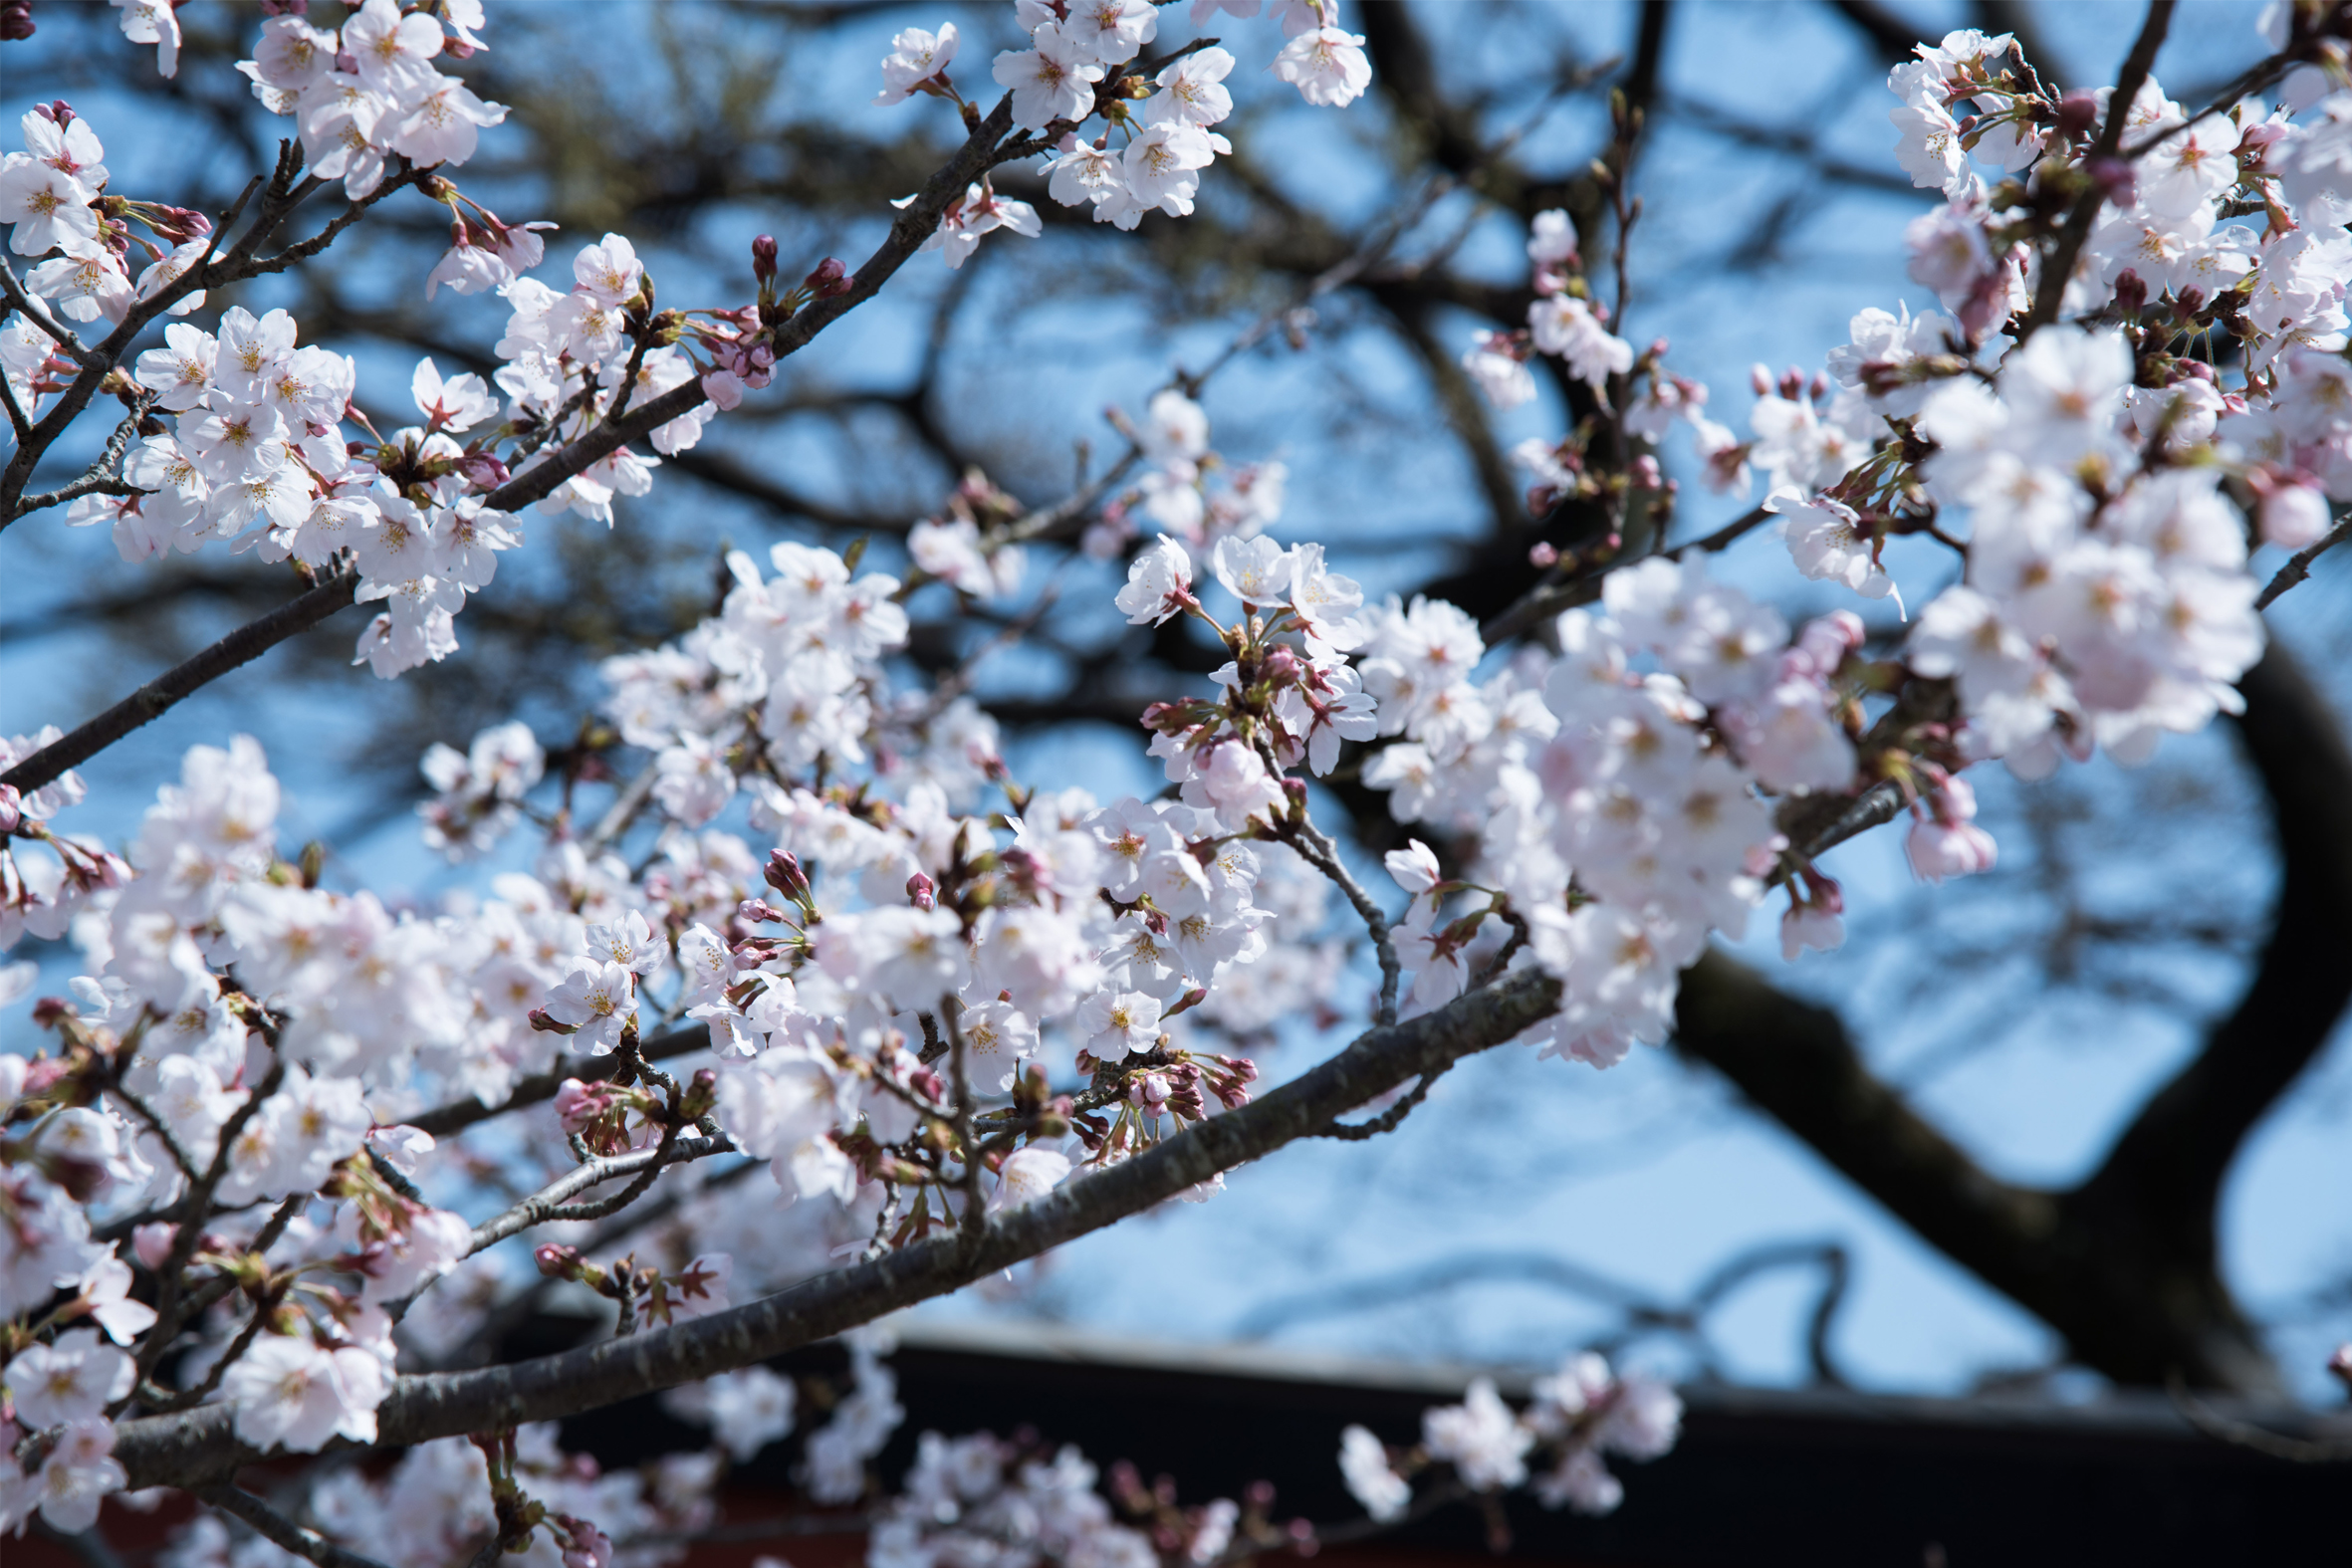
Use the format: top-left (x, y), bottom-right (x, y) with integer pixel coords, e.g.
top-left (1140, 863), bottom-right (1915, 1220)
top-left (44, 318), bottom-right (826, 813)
top-left (110, 967), bottom-right (1564, 1490)
top-left (1674, 643), bottom-right (2352, 1393)
top-left (2068, 645), bottom-right (2352, 1295)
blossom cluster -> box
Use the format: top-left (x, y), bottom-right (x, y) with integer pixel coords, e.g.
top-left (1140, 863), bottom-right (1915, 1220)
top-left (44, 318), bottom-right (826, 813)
top-left (875, 0), bottom-right (1370, 267)
top-left (1340, 1353), bottom-right (1682, 1520)
top-left (1352, 563), bottom-right (1859, 1058)
top-left (35, 4), bottom-right (785, 681)
top-left (1455, 18), bottom-right (2352, 973)
top-left (1084, 388), bottom-right (1291, 560)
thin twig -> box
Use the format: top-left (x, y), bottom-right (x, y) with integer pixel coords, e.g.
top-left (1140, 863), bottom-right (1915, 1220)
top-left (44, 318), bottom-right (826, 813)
top-left (126, 1062), bottom-right (287, 1400)
top-left (943, 1000), bottom-right (985, 1242)
top-left (2254, 514), bottom-right (2352, 610)
top-left (1312, 1060), bottom-right (1453, 1141)
top-left (2167, 1375), bottom-right (2352, 1462)
top-left (460, 1130), bottom-right (732, 1257)
top-left (199, 1485), bottom-right (400, 1568)
top-left (586, 762), bottom-right (661, 853)
top-left (15, 392), bottom-right (158, 519)
top-left (1281, 810), bottom-right (1400, 1027)
top-left (2019, 1), bottom-right (2174, 337)
top-left (405, 1021), bottom-right (712, 1139)
top-left (1480, 502), bottom-right (1772, 645)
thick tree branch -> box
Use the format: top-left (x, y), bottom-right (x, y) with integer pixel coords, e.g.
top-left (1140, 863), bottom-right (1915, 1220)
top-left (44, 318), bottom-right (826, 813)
top-left (1675, 644), bottom-right (2352, 1392)
top-left (0, 570), bottom-right (360, 797)
top-left (110, 967), bottom-right (1563, 1490)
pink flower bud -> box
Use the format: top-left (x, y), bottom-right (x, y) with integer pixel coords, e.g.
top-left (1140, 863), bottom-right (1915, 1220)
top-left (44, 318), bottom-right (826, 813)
top-left (1528, 541), bottom-right (1559, 567)
top-left (906, 871), bottom-right (936, 911)
top-left (737, 898), bottom-right (783, 925)
top-left (133, 1222), bottom-right (178, 1271)
top-left (535, 1242), bottom-right (583, 1279)
top-left (2111, 268), bottom-right (2148, 317)
top-left (804, 257), bottom-right (852, 298)
top-left (765, 849), bottom-right (810, 900)
top-left (554, 1078), bottom-right (614, 1133)
top-left (2053, 91), bottom-right (2100, 142)
top-left (453, 452), bottom-right (511, 490)
top-left (2253, 470), bottom-right (2331, 550)
top-left (751, 235), bottom-right (779, 284)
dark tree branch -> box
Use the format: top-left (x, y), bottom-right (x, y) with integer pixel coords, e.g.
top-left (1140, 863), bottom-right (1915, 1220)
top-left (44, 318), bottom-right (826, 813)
top-left (1, 569), bottom-right (361, 796)
top-left (197, 1485), bottom-right (399, 1568)
top-left (1675, 643), bottom-right (2352, 1392)
top-left (111, 967), bottom-right (1564, 1490)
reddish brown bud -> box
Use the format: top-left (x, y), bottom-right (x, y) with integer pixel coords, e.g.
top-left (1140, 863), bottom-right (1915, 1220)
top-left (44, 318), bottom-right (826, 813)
top-left (765, 848), bottom-right (810, 900)
top-left (804, 257), bottom-right (852, 298)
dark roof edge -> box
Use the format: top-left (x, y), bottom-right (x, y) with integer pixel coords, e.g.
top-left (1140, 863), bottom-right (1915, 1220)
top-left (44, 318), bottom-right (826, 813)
top-left (874, 1312), bottom-right (2352, 1446)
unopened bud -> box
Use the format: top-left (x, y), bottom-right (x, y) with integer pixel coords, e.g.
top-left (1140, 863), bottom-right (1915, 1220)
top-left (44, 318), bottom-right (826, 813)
top-left (765, 848), bottom-right (810, 900)
top-left (1528, 541), bottom-right (1559, 567)
top-left (2086, 155), bottom-right (2136, 207)
top-left (535, 1243), bottom-right (584, 1279)
top-left (737, 897), bottom-right (783, 925)
top-left (804, 257), bottom-right (852, 298)
top-left (2053, 90), bottom-right (2100, 142)
top-left (2111, 268), bottom-right (2148, 317)
top-left (906, 871), bottom-right (936, 911)
top-left (132, 1222), bottom-right (178, 1270)
top-left (751, 234), bottom-right (779, 284)
top-left (454, 452), bottom-right (511, 490)
top-left (529, 1008), bottom-right (579, 1035)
